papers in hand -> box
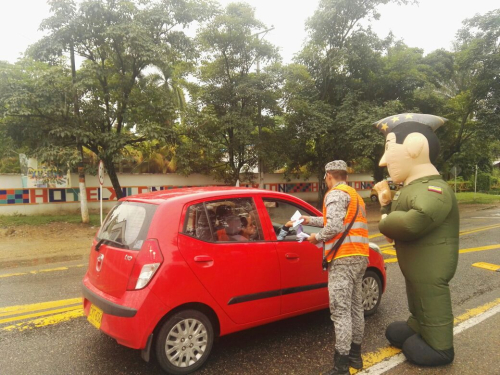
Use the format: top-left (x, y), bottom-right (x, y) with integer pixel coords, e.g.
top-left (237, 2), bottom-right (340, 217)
top-left (296, 225), bottom-right (323, 248)
top-left (290, 210), bottom-right (304, 227)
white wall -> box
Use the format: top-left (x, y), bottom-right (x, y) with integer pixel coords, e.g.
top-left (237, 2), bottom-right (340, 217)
top-left (0, 172), bottom-right (374, 216)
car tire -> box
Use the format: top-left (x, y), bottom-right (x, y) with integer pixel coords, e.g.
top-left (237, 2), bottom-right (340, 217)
top-left (370, 195), bottom-right (378, 202)
top-left (362, 270), bottom-right (382, 317)
top-left (155, 309), bottom-right (214, 375)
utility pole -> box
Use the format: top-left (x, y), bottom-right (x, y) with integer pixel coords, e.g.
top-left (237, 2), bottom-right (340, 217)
top-left (70, 42), bottom-right (89, 224)
top-left (252, 26), bottom-right (274, 189)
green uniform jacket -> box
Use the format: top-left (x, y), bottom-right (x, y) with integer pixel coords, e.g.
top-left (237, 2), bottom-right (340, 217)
top-left (379, 175), bottom-right (459, 350)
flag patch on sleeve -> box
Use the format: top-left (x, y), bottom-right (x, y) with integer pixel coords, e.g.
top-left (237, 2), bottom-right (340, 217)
top-left (428, 186), bottom-right (442, 194)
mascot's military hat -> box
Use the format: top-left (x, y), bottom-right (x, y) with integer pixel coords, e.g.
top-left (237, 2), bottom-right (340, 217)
top-left (373, 113), bottom-right (447, 135)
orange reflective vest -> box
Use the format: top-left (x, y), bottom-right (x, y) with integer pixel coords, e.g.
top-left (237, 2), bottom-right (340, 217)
top-left (323, 184), bottom-right (369, 261)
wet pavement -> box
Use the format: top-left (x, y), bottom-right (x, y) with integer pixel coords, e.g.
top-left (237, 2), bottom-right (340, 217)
top-left (0, 204), bottom-right (499, 375)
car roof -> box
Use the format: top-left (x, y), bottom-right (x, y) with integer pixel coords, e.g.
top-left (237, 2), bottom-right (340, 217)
top-left (121, 186), bottom-right (307, 206)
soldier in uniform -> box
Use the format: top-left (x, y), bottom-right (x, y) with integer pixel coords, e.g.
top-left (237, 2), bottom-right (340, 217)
top-left (373, 114), bottom-right (459, 366)
top-left (301, 160), bottom-right (369, 375)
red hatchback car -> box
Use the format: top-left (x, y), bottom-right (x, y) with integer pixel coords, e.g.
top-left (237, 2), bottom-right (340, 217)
top-left (82, 187), bottom-right (386, 374)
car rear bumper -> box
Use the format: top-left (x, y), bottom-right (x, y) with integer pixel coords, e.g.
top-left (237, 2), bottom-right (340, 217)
top-left (82, 283), bottom-right (137, 317)
top-left (82, 275), bottom-right (169, 349)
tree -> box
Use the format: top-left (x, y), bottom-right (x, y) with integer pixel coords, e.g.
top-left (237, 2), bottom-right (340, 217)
top-left (435, 10), bottom-right (500, 165)
top-left (2, 0), bottom-right (214, 199)
top-left (176, 2), bottom-right (281, 185)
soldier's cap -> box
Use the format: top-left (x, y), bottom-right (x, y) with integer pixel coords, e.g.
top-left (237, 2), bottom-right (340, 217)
top-left (325, 160), bottom-right (347, 173)
top-left (373, 113), bottom-right (447, 136)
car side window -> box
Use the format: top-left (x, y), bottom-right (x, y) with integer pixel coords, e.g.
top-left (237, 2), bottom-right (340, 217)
top-left (263, 199), bottom-right (317, 241)
top-left (182, 198), bottom-right (264, 242)
top-left (183, 203), bottom-right (215, 242)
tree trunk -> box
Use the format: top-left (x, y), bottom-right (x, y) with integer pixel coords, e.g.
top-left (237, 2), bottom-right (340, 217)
top-left (372, 163), bottom-right (384, 183)
top-left (317, 169), bottom-right (326, 210)
top-left (78, 162), bottom-right (90, 224)
top-left (104, 157), bottom-right (123, 200)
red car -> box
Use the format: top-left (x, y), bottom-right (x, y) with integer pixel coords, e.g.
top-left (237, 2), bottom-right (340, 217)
top-left (82, 187), bottom-right (386, 374)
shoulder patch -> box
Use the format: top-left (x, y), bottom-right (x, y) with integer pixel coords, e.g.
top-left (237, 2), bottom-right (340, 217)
top-left (428, 185), bottom-right (443, 194)
top-left (393, 191), bottom-right (401, 201)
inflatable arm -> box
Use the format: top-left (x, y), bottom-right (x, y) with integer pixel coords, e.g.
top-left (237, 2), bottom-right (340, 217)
top-left (379, 193), bottom-right (452, 241)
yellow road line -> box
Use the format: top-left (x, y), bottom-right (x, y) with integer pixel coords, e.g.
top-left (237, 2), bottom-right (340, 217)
top-left (472, 262), bottom-right (500, 272)
top-left (0, 272), bottom-right (27, 278)
top-left (0, 264), bottom-right (86, 279)
top-left (0, 298), bottom-right (81, 318)
top-left (351, 298), bottom-right (500, 374)
top-left (460, 224), bottom-right (500, 236)
top-left (371, 223), bottom-right (500, 248)
top-left (384, 258), bottom-right (398, 264)
top-left (382, 249), bottom-right (397, 256)
top-left (2, 308), bottom-right (84, 332)
top-left (384, 244), bottom-right (500, 265)
top-left (0, 305), bottom-right (81, 325)
top-left (31, 267), bottom-right (68, 274)
top-left (460, 244), bottom-right (500, 254)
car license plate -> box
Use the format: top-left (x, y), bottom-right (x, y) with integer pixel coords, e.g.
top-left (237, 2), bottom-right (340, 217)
top-left (88, 304), bottom-right (103, 330)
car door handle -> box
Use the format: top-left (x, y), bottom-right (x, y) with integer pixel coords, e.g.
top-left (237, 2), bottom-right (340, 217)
top-left (194, 255), bottom-right (214, 262)
top-left (285, 253), bottom-right (299, 260)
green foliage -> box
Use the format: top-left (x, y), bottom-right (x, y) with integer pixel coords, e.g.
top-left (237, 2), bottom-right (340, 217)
top-left (176, 3), bottom-right (281, 185)
top-left (476, 172), bottom-right (492, 192)
top-left (0, 0), bottom-right (215, 198)
top-left (455, 192), bottom-right (500, 204)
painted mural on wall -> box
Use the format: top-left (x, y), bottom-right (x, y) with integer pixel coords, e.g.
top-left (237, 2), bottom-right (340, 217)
top-left (0, 181), bottom-right (374, 205)
top-left (19, 154), bottom-right (70, 188)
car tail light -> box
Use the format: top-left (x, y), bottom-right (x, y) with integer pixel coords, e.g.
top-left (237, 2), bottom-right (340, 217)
top-left (127, 239), bottom-right (164, 290)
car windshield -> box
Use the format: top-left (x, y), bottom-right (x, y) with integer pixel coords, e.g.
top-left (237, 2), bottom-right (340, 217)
top-left (97, 201), bottom-right (157, 250)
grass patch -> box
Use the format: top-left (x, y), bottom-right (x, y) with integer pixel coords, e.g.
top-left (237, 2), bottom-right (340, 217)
top-left (0, 214), bottom-right (101, 227)
top-left (456, 192), bottom-right (500, 204)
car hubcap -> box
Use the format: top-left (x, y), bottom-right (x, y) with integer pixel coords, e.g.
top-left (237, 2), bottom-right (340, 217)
top-left (165, 318), bottom-right (208, 368)
top-left (362, 276), bottom-right (380, 311)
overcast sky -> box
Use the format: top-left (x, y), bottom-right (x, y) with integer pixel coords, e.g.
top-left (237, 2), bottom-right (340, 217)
top-left (0, 0), bottom-right (498, 63)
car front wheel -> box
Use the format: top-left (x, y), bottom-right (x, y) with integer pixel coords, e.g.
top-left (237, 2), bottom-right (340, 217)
top-left (370, 194), bottom-right (378, 202)
top-left (362, 270), bottom-right (382, 316)
top-left (155, 309), bottom-right (214, 375)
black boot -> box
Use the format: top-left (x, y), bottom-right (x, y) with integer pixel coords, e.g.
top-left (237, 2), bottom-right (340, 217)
top-left (324, 350), bottom-right (350, 375)
top-left (348, 342), bottom-right (363, 369)
top-left (385, 321), bottom-right (416, 348)
top-left (402, 334), bottom-right (455, 366)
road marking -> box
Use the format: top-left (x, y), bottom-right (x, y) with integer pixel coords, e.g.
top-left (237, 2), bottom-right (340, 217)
top-left (0, 264), bottom-right (86, 279)
top-left (384, 244), bottom-right (500, 264)
top-left (382, 250), bottom-right (396, 256)
top-left (2, 308), bottom-right (84, 332)
top-left (354, 298), bottom-right (500, 374)
top-left (0, 298), bottom-right (81, 318)
top-left (372, 223), bottom-right (500, 249)
top-left (459, 223), bottom-right (500, 235)
top-left (0, 272), bottom-right (26, 278)
top-left (460, 244), bottom-right (500, 254)
top-left (0, 305), bottom-right (81, 325)
top-left (472, 262), bottom-right (500, 272)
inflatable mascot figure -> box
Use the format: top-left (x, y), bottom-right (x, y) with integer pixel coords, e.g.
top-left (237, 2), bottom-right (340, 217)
top-left (373, 113), bottom-right (459, 366)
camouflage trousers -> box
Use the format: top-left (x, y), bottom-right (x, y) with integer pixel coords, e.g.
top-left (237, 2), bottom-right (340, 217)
top-left (328, 256), bottom-right (369, 355)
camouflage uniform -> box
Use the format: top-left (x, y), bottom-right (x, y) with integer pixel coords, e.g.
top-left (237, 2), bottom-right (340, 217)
top-left (310, 180), bottom-right (368, 355)
top-left (328, 257), bottom-right (369, 354)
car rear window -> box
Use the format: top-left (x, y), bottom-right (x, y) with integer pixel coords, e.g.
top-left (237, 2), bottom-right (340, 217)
top-left (97, 201), bottom-right (157, 250)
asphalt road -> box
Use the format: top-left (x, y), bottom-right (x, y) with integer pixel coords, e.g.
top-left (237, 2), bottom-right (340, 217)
top-left (1, 205), bottom-right (499, 375)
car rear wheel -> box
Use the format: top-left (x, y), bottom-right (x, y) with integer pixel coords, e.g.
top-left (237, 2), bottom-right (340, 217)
top-left (155, 309), bottom-right (214, 375)
top-left (362, 270), bottom-right (382, 316)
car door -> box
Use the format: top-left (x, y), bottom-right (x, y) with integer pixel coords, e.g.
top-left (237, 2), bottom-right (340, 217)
top-left (260, 197), bottom-right (329, 315)
top-left (178, 196), bottom-right (281, 325)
